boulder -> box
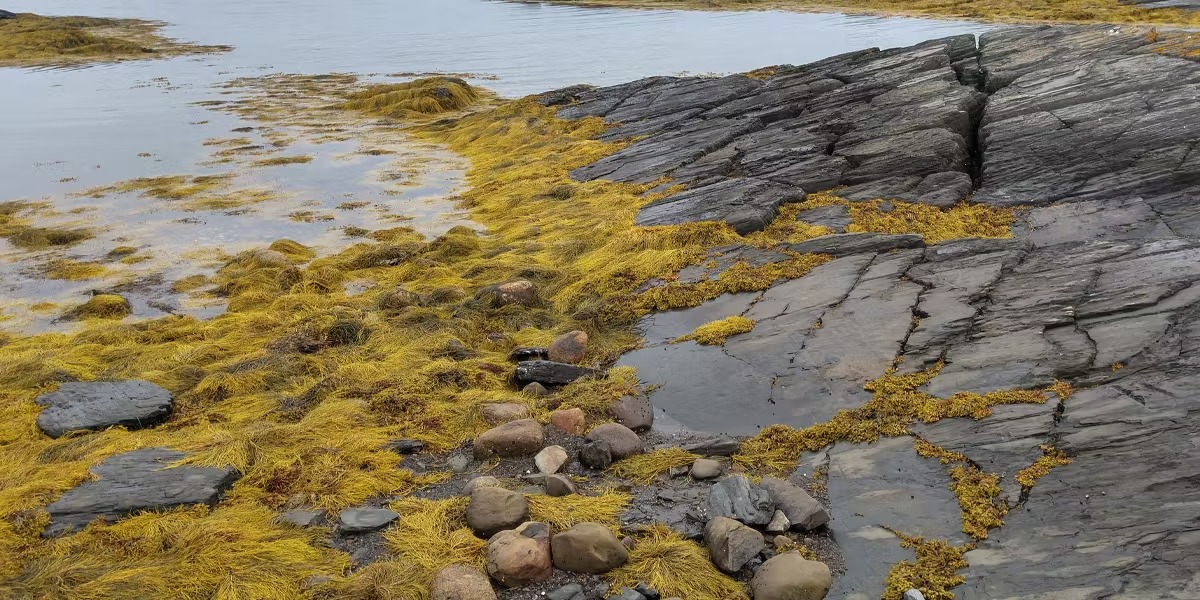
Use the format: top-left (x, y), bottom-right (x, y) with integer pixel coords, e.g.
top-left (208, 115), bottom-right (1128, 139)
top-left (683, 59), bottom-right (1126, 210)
top-left (579, 440), bottom-right (613, 469)
top-left (550, 407), bottom-right (586, 435)
top-left (545, 474), bottom-right (577, 497)
top-left (463, 475), bottom-right (502, 495)
top-left (432, 564), bottom-right (497, 600)
top-left (548, 330), bottom-right (589, 364)
top-left (481, 403), bottom-right (530, 425)
top-left (914, 171), bottom-right (972, 207)
top-left (474, 418), bottom-right (544, 459)
top-left (690, 458), bottom-right (722, 480)
top-left (585, 423), bottom-right (643, 460)
top-left (44, 448), bottom-right (237, 536)
top-left (759, 477), bottom-right (830, 531)
top-left (35, 380), bottom-right (173, 438)
top-left (551, 522), bottom-right (629, 574)
top-left (339, 507), bottom-right (399, 533)
top-left (535, 445), bottom-right (569, 474)
top-left (480, 280), bottom-right (539, 307)
top-left (510, 347), bottom-right (549, 362)
top-left (635, 583), bottom-right (661, 599)
top-left (467, 487), bottom-right (530, 537)
top-left (486, 521), bottom-right (553, 587)
top-left (610, 394), bottom-right (654, 432)
top-left (515, 360), bottom-right (598, 386)
top-left (706, 475), bottom-right (774, 526)
top-left (704, 516), bottom-right (766, 573)
top-left (750, 552), bottom-right (832, 600)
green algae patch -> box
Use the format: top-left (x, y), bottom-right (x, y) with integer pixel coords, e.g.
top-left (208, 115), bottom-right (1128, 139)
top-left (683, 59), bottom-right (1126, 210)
top-left (0, 13), bottom-right (230, 68)
top-left (337, 77), bottom-right (482, 118)
top-left (673, 315), bottom-right (755, 346)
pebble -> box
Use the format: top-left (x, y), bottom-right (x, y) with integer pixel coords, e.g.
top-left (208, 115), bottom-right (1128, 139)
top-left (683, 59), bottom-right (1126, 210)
top-left (337, 507), bottom-right (398, 533)
top-left (690, 458), bottom-right (722, 480)
top-left (535, 445), bottom-right (569, 474)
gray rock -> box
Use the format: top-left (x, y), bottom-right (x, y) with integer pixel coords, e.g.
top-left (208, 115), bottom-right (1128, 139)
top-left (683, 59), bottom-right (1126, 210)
top-left (546, 583), bottom-right (586, 600)
top-left (706, 475), bottom-right (774, 526)
top-left (45, 448), bottom-right (237, 536)
top-left (689, 458), bottom-right (722, 480)
top-left (431, 564), bottom-right (497, 600)
top-left (551, 522), bottom-right (629, 574)
top-left (766, 510), bottom-right (791, 534)
top-left (280, 510), bottom-right (323, 527)
top-left (579, 440), bottom-right (613, 469)
top-left (462, 475), bottom-right (502, 495)
top-left (466, 487), bottom-right (529, 537)
top-left (903, 590), bottom-right (927, 600)
top-left (704, 516), bottom-right (766, 573)
top-left (387, 438), bottom-right (425, 454)
top-left (785, 232), bottom-right (925, 257)
top-left (796, 204), bottom-right (851, 232)
top-left (0, 10), bottom-right (17, 19)
top-left (515, 360), bottom-right (598, 386)
top-left (545, 474), bottom-right (577, 497)
top-left (35, 380), bottom-right (173, 438)
top-left (585, 423), bottom-right (643, 460)
top-left (758, 477), bottom-right (830, 531)
top-left (634, 583), bottom-right (660, 600)
top-left (338, 507), bottom-right (399, 533)
top-left (610, 394), bottom-right (654, 432)
top-left (681, 436), bottom-right (740, 456)
top-left (608, 589), bottom-right (645, 600)
top-left (447, 454), bottom-right (472, 473)
top-left (636, 178), bottom-right (803, 235)
top-left (914, 171), bottom-right (972, 207)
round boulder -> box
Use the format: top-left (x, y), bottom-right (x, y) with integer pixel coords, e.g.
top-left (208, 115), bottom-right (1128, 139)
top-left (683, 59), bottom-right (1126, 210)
top-left (585, 423), bottom-right (642, 460)
top-left (487, 521), bottom-right (553, 587)
top-left (462, 476), bottom-right (502, 495)
top-left (704, 516), bottom-right (765, 574)
top-left (474, 418), bottom-right (544, 459)
top-left (432, 563), bottom-right (497, 600)
top-left (751, 552), bottom-right (832, 600)
top-left (550, 407), bottom-right (586, 435)
top-left (548, 330), bottom-right (588, 364)
top-left (609, 394), bottom-right (653, 432)
top-left (481, 403), bottom-right (530, 425)
top-left (551, 522), bottom-right (629, 574)
top-left (579, 440), bottom-right (613, 470)
top-left (467, 487), bottom-right (530, 537)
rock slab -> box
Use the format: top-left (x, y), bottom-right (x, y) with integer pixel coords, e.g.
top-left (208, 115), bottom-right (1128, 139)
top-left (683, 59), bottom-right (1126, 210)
top-left (35, 380), bottom-right (173, 438)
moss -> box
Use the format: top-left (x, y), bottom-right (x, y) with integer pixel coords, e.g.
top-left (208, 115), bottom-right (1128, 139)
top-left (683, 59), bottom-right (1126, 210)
top-left (0, 14), bottom-right (228, 67)
top-left (882, 534), bottom-right (970, 600)
top-left (607, 524), bottom-right (748, 600)
top-left (41, 258), bottom-right (109, 281)
top-left (526, 490), bottom-right (630, 529)
top-left (608, 448), bottom-right (699, 484)
top-left (5, 227), bottom-right (92, 249)
top-left (336, 77), bottom-right (481, 119)
top-left (268, 239), bottom-right (316, 262)
top-left (64, 294), bottom-right (132, 320)
top-left (1014, 445), bottom-right (1072, 489)
top-left (251, 155), bottom-right (314, 167)
top-left (673, 315), bottom-right (755, 345)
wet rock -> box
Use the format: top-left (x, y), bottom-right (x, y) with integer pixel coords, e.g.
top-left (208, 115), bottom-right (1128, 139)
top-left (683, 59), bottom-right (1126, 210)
top-left (467, 487), bottom-right (530, 537)
top-left (280, 510), bottom-right (323, 527)
top-left (751, 552), bottom-right (832, 600)
top-left (338, 507), bottom-right (399, 533)
top-left (387, 438), bottom-right (425, 454)
top-left (432, 564), bottom-right (497, 600)
top-left (546, 583), bottom-right (586, 600)
top-left (510, 347), bottom-right (549, 362)
top-left (585, 423), bottom-right (643, 460)
top-left (521, 473), bottom-right (547, 485)
top-left (479, 279), bottom-right (539, 308)
top-left (463, 475), bottom-right (502, 495)
top-left (545, 474), bottom-right (577, 497)
top-left (548, 330), bottom-right (589, 364)
top-left (35, 380), bottom-right (173, 438)
top-left (44, 448), bottom-right (237, 536)
top-left (474, 418), bottom-right (544, 459)
top-left (487, 521), bottom-right (553, 587)
top-left (796, 204), bottom-right (851, 232)
top-left (706, 474), bottom-right (774, 526)
top-left (785, 232), bottom-right (925, 257)
top-left (515, 360), bottom-right (598, 386)
top-left (914, 171), bottom-right (972, 207)
top-left (758, 477), bottom-right (830, 531)
top-left (579, 440), bottom-right (613, 469)
top-left (704, 516), bottom-right (766, 573)
top-left (522, 381), bottom-right (549, 396)
top-left (636, 178), bottom-right (803, 235)
top-left (690, 458), bottom-right (722, 480)
top-left (550, 407), bottom-right (586, 435)
top-left (481, 402), bottom-right (530, 425)
top-left (682, 436), bottom-right (740, 457)
top-left (610, 394), bottom-right (654, 432)
top-left (551, 522), bottom-right (629, 574)
top-left (766, 510), bottom-right (791, 534)
top-left (535, 445), bottom-right (569, 475)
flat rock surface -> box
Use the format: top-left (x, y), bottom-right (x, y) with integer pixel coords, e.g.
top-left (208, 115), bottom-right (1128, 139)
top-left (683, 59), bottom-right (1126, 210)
top-left (35, 380), bottom-right (173, 438)
top-left (45, 448), bottom-right (238, 535)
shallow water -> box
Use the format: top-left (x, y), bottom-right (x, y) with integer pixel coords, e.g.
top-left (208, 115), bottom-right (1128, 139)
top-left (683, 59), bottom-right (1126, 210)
top-left (0, 0), bottom-right (992, 330)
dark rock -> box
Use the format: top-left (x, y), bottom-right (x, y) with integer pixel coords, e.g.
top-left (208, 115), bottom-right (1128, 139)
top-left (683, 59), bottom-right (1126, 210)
top-left (510, 347), bottom-right (549, 361)
top-left (45, 448), bottom-right (237, 536)
top-left (704, 516), bottom-right (766, 573)
top-left (634, 584), bottom-right (660, 600)
top-left (914, 171), bottom-right (973, 207)
top-left (579, 440), bottom-right (613, 469)
top-left (387, 438), bottom-right (426, 454)
top-left (796, 204), bottom-right (851, 232)
top-left (636, 178), bottom-right (804, 235)
top-left (545, 474), bottom-right (577, 497)
top-left (280, 510), bottom-right (323, 527)
top-left (585, 423), bottom-right (643, 460)
top-left (35, 380), bottom-right (173, 438)
top-left (610, 394), bottom-right (654, 432)
top-left (546, 583), bottom-right (586, 600)
top-left (751, 552), bottom-right (832, 600)
top-left (758, 477), bottom-right (830, 531)
top-left (785, 232), bottom-right (925, 257)
top-left (681, 436), bottom-right (740, 457)
top-left (608, 589), bottom-right (645, 600)
top-left (539, 84), bottom-right (595, 107)
top-left (338, 507), bottom-right (399, 533)
top-left (706, 475), bottom-right (774, 526)
top-left (515, 360), bottom-right (598, 386)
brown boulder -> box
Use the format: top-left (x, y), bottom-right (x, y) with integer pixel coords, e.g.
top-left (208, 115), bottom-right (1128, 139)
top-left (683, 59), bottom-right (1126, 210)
top-left (585, 423), bottom-right (643, 460)
top-left (432, 564), bottom-right (497, 600)
top-left (548, 330), bottom-right (588, 364)
top-left (551, 522), bottom-right (629, 574)
top-left (486, 522), bottom-right (553, 587)
top-left (466, 487), bottom-right (530, 537)
top-left (610, 394), bottom-right (653, 432)
top-left (550, 408), bottom-right (586, 435)
top-left (751, 552), bottom-right (832, 600)
top-left (474, 419), bottom-right (544, 459)
top-left (481, 403), bottom-right (530, 425)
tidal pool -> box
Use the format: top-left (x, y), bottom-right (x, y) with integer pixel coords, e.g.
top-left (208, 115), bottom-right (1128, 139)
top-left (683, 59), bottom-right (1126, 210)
top-left (0, 0), bottom-right (992, 330)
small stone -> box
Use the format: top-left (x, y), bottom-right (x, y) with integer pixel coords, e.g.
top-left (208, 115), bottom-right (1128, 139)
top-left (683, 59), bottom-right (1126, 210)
top-left (535, 445), bottom-right (570, 474)
top-left (903, 590), bottom-right (928, 600)
top-left (474, 418), bottom-right (545, 459)
top-left (463, 476), bottom-right (502, 495)
top-left (759, 477), bottom-right (830, 531)
top-left (496, 280), bottom-right (538, 306)
top-left (431, 564), bottom-right (497, 600)
top-left (522, 382), bottom-right (549, 396)
top-left (545, 474), bottom-right (577, 497)
top-left (706, 475), bottom-right (774, 526)
top-left (621, 536), bottom-right (636, 550)
top-left (610, 394), bottom-right (653, 432)
top-left (338, 507), bottom-right (399, 533)
top-left (486, 521), bottom-right (553, 587)
top-left (387, 438), bottom-right (425, 454)
top-left (447, 454), bottom-right (473, 473)
top-left (35, 380), bottom-right (174, 438)
top-left (704, 516), bottom-right (766, 573)
top-left (579, 440), bottom-right (613, 469)
top-left (750, 552), bottom-right (832, 600)
top-left (548, 330), bottom-right (589, 364)
top-left (668, 465), bottom-right (691, 478)
top-left (635, 583), bottom-right (660, 599)
top-left (481, 403), bottom-right (530, 425)
top-left (609, 588), bottom-right (646, 600)
top-left (467, 487), bottom-right (530, 537)
top-left (280, 510), bottom-right (323, 527)
top-left (551, 522), bottom-right (630, 574)
top-left (690, 458), bottom-right (722, 480)
top-left (521, 473), bottom-right (547, 485)
top-left (766, 510), bottom-right (791, 534)
top-left (546, 583), bottom-right (586, 600)
top-left (681, 436), bottom-right (740, 457)
top-left (550, 407), bottom-right (587, 435)
top-left (585, 423), bottom-right (643, 460)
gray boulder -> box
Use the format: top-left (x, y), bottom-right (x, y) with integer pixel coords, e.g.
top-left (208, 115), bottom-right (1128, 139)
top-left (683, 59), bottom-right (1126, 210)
top-left (35, 380), bottom-right (173, 438)
top-left (551, 522), bottom-right (629, 574)
top-left (466, 487), bottom-right (529, 537)
top-left (706, 474), bottom-right (774, 526)
top-left (704, 516), bottom-right (765, 573)
top-left (610, 394), bottom-right (654, 432)
top-left (759, 477), bottom-right (830, 531)
top-left (585, 423), bottom-right (643, 460)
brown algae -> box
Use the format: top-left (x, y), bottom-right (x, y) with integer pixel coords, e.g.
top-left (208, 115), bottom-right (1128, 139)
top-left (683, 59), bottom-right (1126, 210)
top-left (0, 12), bottom-right (229, 68)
